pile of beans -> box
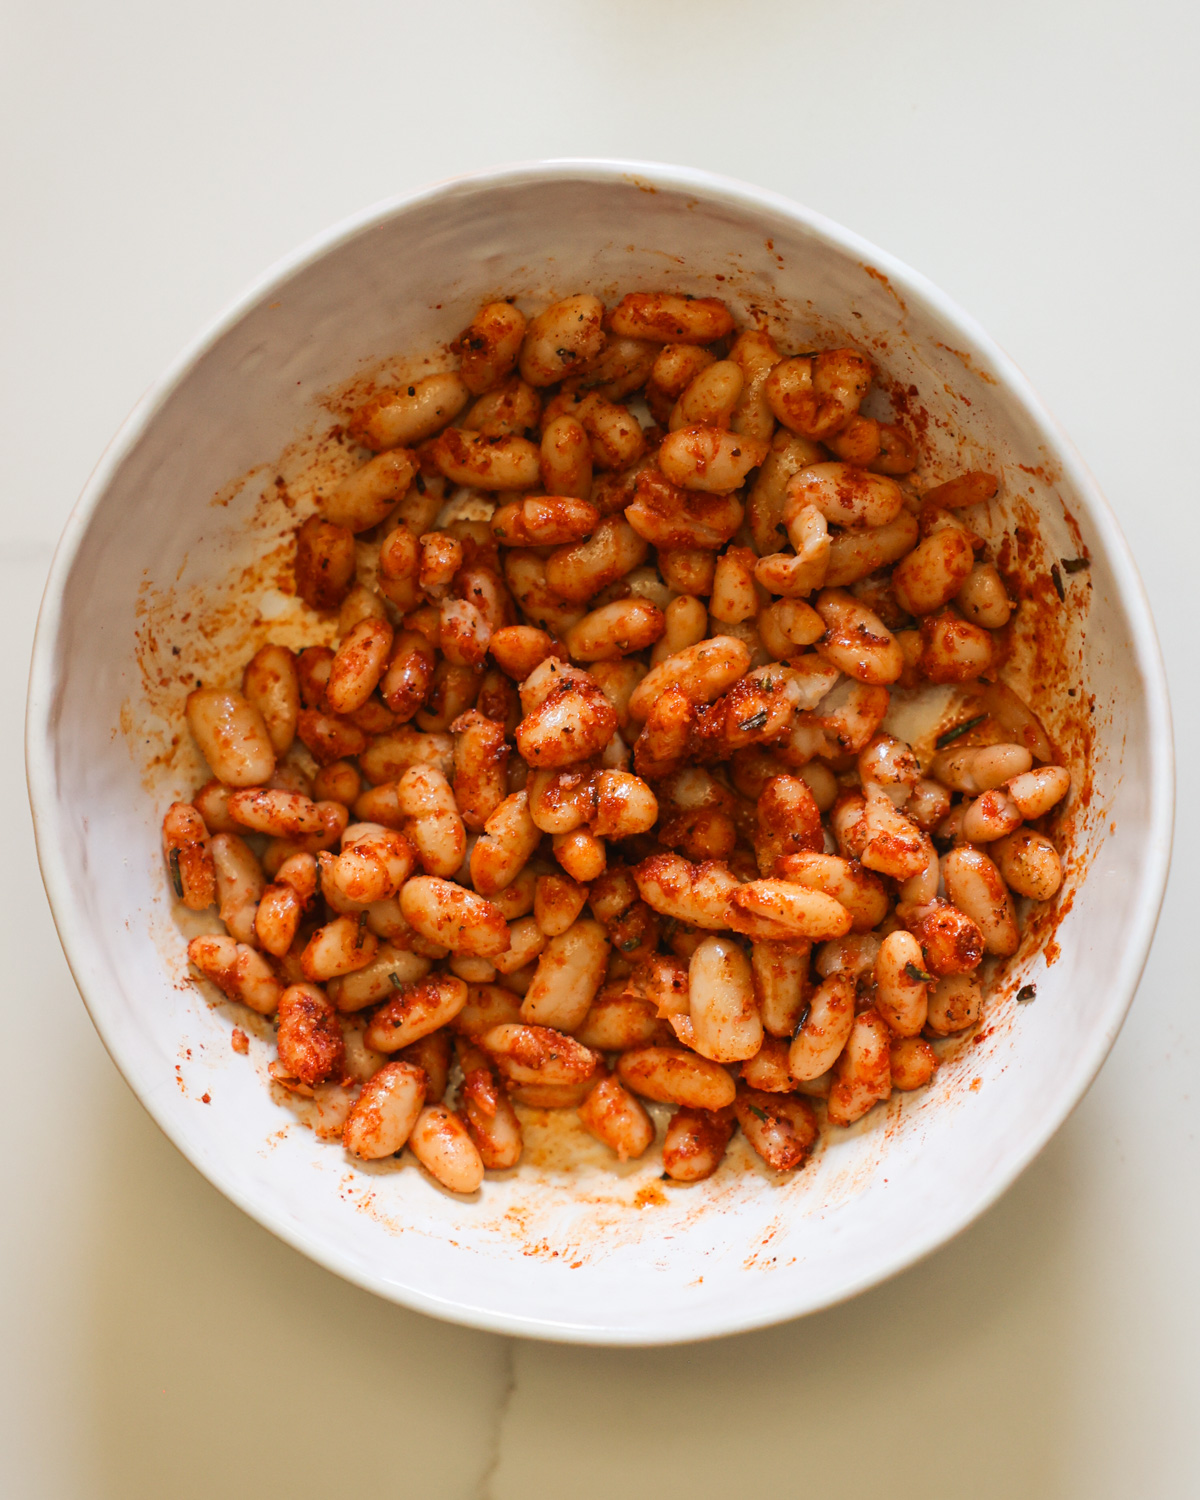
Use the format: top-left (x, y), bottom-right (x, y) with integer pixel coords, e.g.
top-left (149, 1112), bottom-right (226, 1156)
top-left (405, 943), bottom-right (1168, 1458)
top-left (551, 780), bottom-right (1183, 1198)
top-left (164, 288), bottom-right (1070, 1194)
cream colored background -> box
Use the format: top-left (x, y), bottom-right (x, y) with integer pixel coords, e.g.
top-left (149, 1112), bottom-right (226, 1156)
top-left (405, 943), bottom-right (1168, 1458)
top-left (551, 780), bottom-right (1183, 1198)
top-left (4, 1), bottom-right (1195, 1495)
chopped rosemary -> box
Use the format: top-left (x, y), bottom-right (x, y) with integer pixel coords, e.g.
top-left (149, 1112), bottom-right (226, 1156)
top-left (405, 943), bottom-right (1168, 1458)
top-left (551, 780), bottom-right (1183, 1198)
top-left (168, 847), bottom-right (183, 899)
top-left (1050, 564), bottom-right (1065, 602)
top-left (905, 961), bottom-right (933, 983)
top-left (935, 714), bottom-right (986, 750)
top-left (1017, 984), bottom-right (1037, 1004)
top-left (1061, 556), bottom-right (1090, 574)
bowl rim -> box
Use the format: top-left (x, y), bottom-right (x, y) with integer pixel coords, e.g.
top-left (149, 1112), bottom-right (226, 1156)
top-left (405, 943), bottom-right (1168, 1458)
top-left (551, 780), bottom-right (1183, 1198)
top-left (25, 157), bottom-right (1176, 1344)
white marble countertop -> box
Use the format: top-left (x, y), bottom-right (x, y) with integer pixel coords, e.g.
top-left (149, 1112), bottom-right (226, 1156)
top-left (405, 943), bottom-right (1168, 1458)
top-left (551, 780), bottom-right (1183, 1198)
top-left (3, 1), bottom-right (1195, 1494)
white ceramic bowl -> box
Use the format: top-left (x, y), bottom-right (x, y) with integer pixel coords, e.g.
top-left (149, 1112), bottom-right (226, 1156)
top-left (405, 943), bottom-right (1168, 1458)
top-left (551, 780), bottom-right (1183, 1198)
top-left (27, 160), bottom-right (1173, 1344)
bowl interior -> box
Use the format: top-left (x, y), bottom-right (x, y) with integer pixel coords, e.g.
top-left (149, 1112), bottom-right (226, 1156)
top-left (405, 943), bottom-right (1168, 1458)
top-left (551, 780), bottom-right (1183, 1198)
top-left (28, 163), bottom-right (1170, 1343)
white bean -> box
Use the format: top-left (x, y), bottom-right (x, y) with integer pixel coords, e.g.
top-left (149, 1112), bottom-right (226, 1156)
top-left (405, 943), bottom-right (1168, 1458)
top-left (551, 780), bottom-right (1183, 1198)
top-left (408, 1104), bottom-right (485, 1194)
top-left (688, 936), bottom-right (762, 1063)
top-left (343, 1061), bottom-right (426, 1159)
top-left (788, 974), bottom-right (855, 1082)
top-left (400, 876), bottom-right (510, 958)
top-left (826, 1010), bottom-right (892, 1126)
top-left (578, 1074), bottom-right (656, 1161)
top-left (186, 687), bottom-right (276, 788)
top-left (364, 973), bottom-right (468, 1051)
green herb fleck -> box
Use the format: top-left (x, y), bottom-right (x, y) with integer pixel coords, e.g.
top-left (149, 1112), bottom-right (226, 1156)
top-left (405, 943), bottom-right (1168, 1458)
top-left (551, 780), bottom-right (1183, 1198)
top-left (1017, 983), bottom-right (1038, 1004)
top-left (748, 1104), bottom-right (768, 1123)
top-left (739, 710), bottom-right (769, 733)
top-left (794, 1002), bottom-right (811, 1034)
top-left (388, 971), bottom-right (404, 989)
top-left (620, 937), bottom-right (641, 952)
top-left (1050, 564), bottom-right (1065, 602)
top-left (168, 848), bottom-right (184, 899)
top-left (936, 714), bottom-right (987, 750)
top-left (905, 961), bottom-right (934, 983)
top-left (1061, 556), bottom-right (1090, 574)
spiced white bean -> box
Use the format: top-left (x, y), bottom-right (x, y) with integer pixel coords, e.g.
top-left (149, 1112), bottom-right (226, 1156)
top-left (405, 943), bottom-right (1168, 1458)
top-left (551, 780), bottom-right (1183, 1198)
top-left (578, 1074), bottom-right (656, 1161)
top-left (163, 803), bottom-right (216, 911)
top-left (874, 930), bottom-right (930, 1037)
top-left (658, 425), bottom-right (769, 493)
top-left (351, 372), bottom-right (470, 450)
top-left (519, 294), bottom-right (605, 386)
top-left (400, 876), bottom-right (510, 958)
top-left (408, 1104), bottom-right (485, 1194)
top-left (661, 1106), bottom-right (734, 1182)
top-left (788, 974), bottom-right (855, 1082)
top-left (826, 1010), bottom-right (892, 1126)
top-left (186, 687), bottom-right (276, 787)
top-left (610, 292), bottom-right (735, 344)
top-left (617, 1045), bottom-right (736, 1110)
top-left (328, 943), bottom-right (432, 1011)
top-left (993, 828), bottom-right (1064, 900)
top-left (566, 598), bottom-right (665, 661)
top-left (765, 351), bottom-right (872, 440)
top-left (687, 936), bottom-right (762, 1063)
top-left (343, 1061), bottom-right (427, 1159)
top-left (957, 562), bottom-right (1013, 627)
top-left (942, 846), bottom-right (1020, 956)
top-left (364, 974), bottom-right (468, 1051)
top-left (321, 449), bottom-right (416, 532)
top-left (397, 764), bottom-right (466, 877)
top-left (735, 1089), bottom-right (819, 1171)
top-left (188, 934), bottom-right (281, 1015)
top-left (211, 833), bottom-right (266, 945)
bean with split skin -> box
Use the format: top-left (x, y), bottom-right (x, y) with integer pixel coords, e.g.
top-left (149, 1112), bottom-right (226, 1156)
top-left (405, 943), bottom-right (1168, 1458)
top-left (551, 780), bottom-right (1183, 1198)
top-left (276, 983), bottom-right (345, 1084)
top-left (658, 425), bottom-right (769, 493)
top-left (826, 1010), bottom-right (892, 1126)
top-left (163, 803), bottom-right (216, 911)
top-left (188, 933), bottom-right (281, 1015)
top-left (455, 301), bottom-right (527, 394)
top-left (662, 1106), bottom-right (735, 1182)
top-left (470, 789), bottom-right (540, 896)
top-left (736, 1088), bottom-right (819, 1171)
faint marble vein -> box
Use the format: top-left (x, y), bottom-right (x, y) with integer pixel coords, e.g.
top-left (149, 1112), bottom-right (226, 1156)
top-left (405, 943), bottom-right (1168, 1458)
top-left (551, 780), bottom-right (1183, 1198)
top-left (477, 1339), bottom-right (518, 1500)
